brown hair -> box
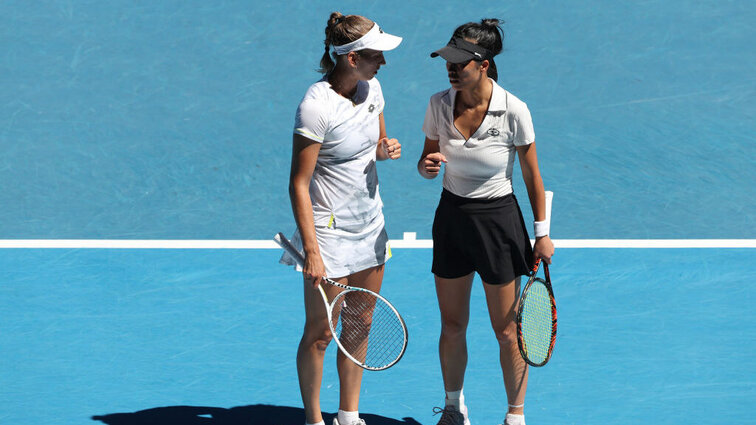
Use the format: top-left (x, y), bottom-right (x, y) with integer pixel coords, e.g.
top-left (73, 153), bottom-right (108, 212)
top-left (319, 12), bottom-right (375, 74)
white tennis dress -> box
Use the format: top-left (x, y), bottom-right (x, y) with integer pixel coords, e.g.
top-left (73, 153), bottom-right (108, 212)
top-left (280, 77), bottom-right (391, 278)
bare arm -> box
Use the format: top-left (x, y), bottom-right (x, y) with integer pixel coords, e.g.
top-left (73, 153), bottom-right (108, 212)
top-left (417, 137), bottom-right (446, 179)
top-left (289, 134), bottom-right (327, 286)
top-left (376, 112), bottom-right (401, 161)
top-left (516, 142), bottom-right (554, 263)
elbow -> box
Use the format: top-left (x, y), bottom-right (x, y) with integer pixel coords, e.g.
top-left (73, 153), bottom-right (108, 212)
top-left (288, 179), bottom-right (305, 200)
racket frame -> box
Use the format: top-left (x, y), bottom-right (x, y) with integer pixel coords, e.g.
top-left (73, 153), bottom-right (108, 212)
top-left (274, 232), bottom-right (408, 371)
top-left (516, 258), bottom-right (557, 367)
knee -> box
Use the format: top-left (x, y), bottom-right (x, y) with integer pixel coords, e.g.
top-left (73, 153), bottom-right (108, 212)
top-left (302, 323), bottom-right (333, 351)
top-left (440, 316), bottom-right (469, 339)
top-left (342, 309), bottom-right (373, 329)
top-left (313, 337), bottom-right (331, 352)
top-left (492, 323), bottom-right (518, 348)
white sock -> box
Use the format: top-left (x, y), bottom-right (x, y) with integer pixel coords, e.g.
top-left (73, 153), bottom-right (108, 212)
top-left (337, 410), bottom-right (359, 425)
top-left (306, 421), bottom-right (325, 425)
top-left (505, 413), bottom-right (525, 425)
top-left (445, 389), bottom-right (467, 412)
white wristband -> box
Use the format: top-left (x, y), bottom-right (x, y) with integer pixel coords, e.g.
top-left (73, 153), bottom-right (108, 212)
top-left (534, 220), bottom-right (549, 237)
top-left (534, 191), bottom-right (553, 238)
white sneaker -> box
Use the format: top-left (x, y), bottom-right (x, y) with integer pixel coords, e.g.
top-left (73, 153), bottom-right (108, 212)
top-left (332, 418), bottom-right (366, 425)
top-left (501, 413), bottom-right (525, 425)
top-left (433, 405), bottom-right (471, 425)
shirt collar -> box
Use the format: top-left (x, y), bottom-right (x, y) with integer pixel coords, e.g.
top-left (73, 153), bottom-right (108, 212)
top-left (487, 80), bottom-right (508, 112)
top-left (448, 79), bottom-right (508, 113)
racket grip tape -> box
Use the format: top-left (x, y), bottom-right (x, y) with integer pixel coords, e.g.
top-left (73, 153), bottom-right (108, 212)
top-left (274, 232), bottom-right (306, 267)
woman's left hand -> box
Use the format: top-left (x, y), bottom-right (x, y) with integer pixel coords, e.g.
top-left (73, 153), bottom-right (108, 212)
top-left (380, 137), bottom-right (401, 160)
top-left (533, 235), bottom-right (554, 264)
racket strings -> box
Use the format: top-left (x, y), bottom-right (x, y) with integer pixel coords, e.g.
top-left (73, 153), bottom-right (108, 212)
top-left (520, 282), bottom-right (553, 363)
top-left (332, 290), bottom-right (405, 369)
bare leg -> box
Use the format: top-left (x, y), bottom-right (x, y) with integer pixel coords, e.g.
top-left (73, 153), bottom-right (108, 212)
top-left (435, 273), bottom-right (474, 392)
top-left (482, 277), bottom-right (528, 415)
top-left (297, 277), bottom-right (339, 424)
top-left (337, 265), bottom-right (385, 412)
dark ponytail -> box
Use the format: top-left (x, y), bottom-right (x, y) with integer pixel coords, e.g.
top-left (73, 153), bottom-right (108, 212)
top-left (319, 12), bottom-right (374, 74)
top-left (453, 18), bottom-right (504, 81)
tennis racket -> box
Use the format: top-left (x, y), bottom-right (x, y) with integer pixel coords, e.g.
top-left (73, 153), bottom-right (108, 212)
top-left (516, 259), bottom-right (556, 366)
top-left (516, 190), bottom-right (556, 367)
top-left (274, 232), bottom-right (408, 371)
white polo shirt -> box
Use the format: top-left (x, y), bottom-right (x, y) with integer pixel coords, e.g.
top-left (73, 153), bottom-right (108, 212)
top-left (422, 80), bottom-right (535, 199)
top-left (294, 77), bottom-right (385, 227)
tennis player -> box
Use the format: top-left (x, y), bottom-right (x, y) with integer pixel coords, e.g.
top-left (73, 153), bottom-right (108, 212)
top-left (279, 12), bottom-right (402, 425)
top-left (417, 19), bottom-right (554, 425)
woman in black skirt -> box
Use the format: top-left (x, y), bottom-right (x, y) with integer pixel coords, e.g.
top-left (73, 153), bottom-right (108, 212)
top-left (417, 19), bottom-right (554, 425)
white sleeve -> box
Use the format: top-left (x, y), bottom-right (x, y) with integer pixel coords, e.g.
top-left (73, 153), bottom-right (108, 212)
top-left (294, 99), bottom-right (328, 143)
top-left (421, 98), bottom-right (439, 140)
top-left (512, 102), bottom-right (535, 146)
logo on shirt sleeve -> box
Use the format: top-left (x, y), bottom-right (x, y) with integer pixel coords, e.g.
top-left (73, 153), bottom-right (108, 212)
top-left (368, 104), bottom-right (376, 113)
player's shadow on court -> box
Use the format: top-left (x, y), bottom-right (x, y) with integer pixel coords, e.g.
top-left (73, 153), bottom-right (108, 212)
top-left (92, 404), bottom-right (423, 425)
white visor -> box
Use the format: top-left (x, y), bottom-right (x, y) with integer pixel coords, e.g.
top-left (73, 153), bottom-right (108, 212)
top-left (333, 23), bottom-right (402, 55)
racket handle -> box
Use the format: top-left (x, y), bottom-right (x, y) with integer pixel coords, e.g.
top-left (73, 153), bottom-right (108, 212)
top-left (274, 232), bottom-right (306, 267)
top-left (276, 232), bottom-right (343, 290)
top-left (531, 257), bottom-right (542, 274)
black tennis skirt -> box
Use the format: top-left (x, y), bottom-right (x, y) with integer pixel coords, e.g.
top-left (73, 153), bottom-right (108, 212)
top-left (432, 189), bottom-right (534, 284)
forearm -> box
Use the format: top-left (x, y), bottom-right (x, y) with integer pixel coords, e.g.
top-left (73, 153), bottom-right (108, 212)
top-left (522, 171), bottom-right (546, 222)
top-left (377, 112), bottom-right (389, 161)
top-left (517, 143), bottom-right (546, 222)
top-left (376, 140), bottom-right (389, 161)
top-left (288, 182), bottom-right (320, 256)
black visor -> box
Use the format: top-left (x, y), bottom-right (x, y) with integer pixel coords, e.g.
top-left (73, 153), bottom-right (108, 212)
top-left (430, 37), bottom-right (493, 63)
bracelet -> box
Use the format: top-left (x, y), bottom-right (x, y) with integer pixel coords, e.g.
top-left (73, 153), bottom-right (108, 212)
top-left (534, 220), bottom-right (549, 237)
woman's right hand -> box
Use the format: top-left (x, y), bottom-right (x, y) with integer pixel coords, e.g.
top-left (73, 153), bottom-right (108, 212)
top-left (420, 152), bottom-right (447, 178)
top-left (533, 235), bottom-right (554, 265)
top-left (303, 252), bottom-right (327, 288)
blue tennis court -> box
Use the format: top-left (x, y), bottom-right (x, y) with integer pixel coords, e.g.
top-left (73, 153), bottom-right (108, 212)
top-left (1, 1), bottom-right (754, 424)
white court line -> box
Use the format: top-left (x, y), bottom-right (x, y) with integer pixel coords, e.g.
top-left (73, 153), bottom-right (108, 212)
top-left (0, 233), bottom-right (754, 249)
top-left (0, 240), bottom-right (279, 249)
top-left (551, 239), bottom-right (756, 248)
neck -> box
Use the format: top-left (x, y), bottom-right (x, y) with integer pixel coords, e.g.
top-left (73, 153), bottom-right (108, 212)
top-left (456, 77), bottom-right (492, 109)
top-left (328, 65), bottom-right (360, 100)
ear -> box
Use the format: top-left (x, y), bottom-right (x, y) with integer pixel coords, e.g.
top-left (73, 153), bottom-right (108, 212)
top-left (479, 59), bottom-right (490, 74)
top-left (346, 51), bottom-right (360, 67)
